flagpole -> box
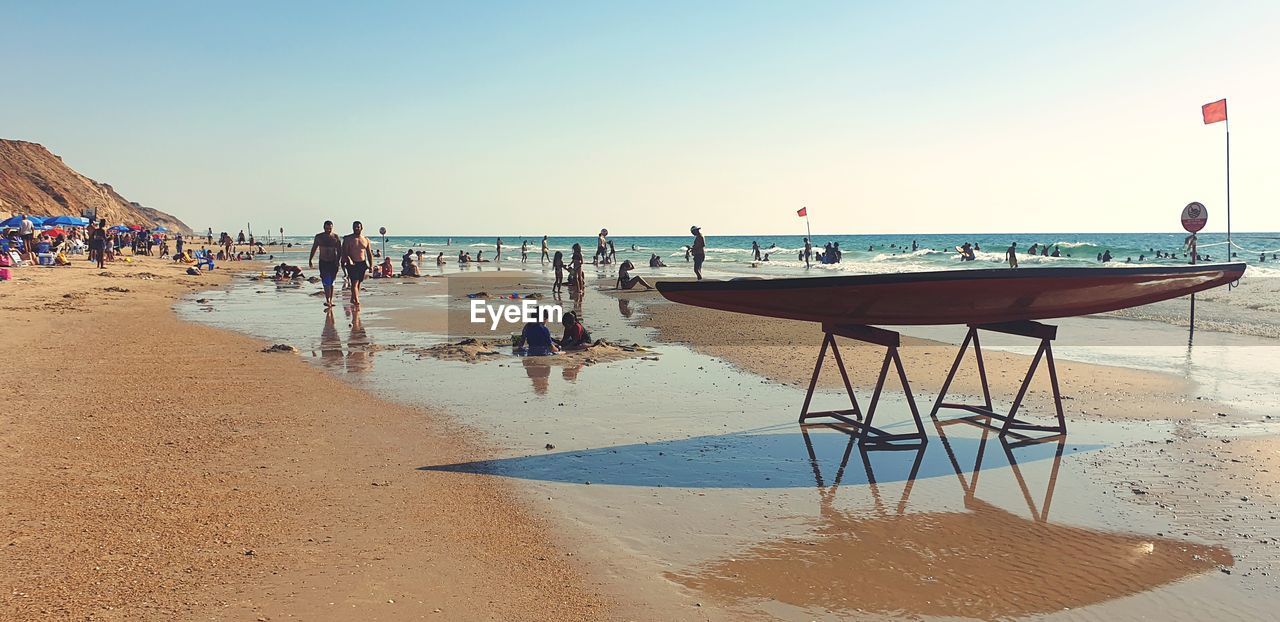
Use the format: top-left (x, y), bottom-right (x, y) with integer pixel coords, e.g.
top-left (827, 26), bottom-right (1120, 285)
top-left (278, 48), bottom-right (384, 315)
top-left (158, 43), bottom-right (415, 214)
top-left (1226, 117), bottom-right (1231, 260)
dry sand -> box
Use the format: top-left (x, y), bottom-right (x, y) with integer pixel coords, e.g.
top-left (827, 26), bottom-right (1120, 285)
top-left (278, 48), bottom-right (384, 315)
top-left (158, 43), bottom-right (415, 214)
top-left (0, 260), bottom-right (611, 621)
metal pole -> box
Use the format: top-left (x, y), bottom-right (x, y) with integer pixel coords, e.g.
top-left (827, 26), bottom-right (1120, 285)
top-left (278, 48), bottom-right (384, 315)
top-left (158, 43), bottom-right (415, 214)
top-left (1190, 241), bottom-right (1196, 342)
top-left (1226, 118), bottom-right (1231, 259)
top-left (1188, 293), bottom-right (1196, 345)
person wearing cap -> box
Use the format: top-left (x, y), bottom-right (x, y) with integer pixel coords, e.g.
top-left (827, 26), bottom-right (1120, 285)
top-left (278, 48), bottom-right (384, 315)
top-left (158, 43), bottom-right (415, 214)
top-left (690, 226), bottom-right (706, 280)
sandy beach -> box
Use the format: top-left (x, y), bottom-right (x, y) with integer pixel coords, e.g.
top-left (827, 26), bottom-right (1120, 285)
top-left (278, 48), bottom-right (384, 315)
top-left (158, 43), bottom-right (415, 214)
top-left (2, 251), bottom-right (1279, 621)
top-left (0, 260), bottom-right (610, 621)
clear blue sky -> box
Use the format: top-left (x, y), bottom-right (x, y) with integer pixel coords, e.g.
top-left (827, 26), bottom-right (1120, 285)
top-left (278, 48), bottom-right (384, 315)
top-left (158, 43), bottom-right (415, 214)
top-left (4, 0), bottom-right (1278, 235)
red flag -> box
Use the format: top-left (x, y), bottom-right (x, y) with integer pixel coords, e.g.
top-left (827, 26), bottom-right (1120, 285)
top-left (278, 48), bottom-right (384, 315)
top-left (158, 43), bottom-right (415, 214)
top-left (1202, 99), bottom-right (1227, 124)
top-left (796, 207), bottom-right (807, 217)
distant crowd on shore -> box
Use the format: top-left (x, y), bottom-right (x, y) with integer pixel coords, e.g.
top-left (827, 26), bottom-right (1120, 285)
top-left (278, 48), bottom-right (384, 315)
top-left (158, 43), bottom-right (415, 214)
top-left (0, 214), bottom-right (298, 280)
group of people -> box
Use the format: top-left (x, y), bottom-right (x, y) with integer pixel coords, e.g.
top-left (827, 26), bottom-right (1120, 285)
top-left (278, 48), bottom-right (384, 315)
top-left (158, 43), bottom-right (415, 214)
top-left (1, 215), bottom-right (191, 271)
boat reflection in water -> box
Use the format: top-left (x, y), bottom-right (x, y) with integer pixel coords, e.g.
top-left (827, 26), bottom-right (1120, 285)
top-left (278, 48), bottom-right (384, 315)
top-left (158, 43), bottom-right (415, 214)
top-left (668, 419), bottom-right (1234, 619)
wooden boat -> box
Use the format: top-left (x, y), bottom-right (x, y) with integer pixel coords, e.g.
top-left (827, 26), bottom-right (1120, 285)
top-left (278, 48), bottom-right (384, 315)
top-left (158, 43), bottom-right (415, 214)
top-left (655, 263), bottom-right (1245, 325)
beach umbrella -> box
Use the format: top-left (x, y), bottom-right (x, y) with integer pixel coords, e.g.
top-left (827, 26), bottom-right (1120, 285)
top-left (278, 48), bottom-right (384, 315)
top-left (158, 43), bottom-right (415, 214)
top-left (110, 224), bottom-right (131, 231)
top-left (43, 228), bottom-right (67, 238)
top-left (43, 215), bottom-right (85, 227)
top-left (1, 215), bottom-right (45, 227)
top-left (153, 225), bottom-right (169, 233)
top-left (128, 224), bottom-right (142, 231)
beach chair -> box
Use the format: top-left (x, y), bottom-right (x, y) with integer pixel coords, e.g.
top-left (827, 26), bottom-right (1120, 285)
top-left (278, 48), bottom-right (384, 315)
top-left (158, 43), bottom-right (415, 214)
top-left (195, 250), bottom-right (215, 271)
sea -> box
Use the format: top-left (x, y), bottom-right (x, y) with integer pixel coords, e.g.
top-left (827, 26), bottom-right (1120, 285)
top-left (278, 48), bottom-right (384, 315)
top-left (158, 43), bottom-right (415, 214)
top-left (259, 231), bottom-right (1280, 280)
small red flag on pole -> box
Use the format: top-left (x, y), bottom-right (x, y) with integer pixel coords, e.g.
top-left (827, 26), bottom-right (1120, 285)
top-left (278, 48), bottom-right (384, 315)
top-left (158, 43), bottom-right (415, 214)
top-left (796, 207), bottom-right (807, 217)
top-left (1202, 99), bottom-right (1227, 124)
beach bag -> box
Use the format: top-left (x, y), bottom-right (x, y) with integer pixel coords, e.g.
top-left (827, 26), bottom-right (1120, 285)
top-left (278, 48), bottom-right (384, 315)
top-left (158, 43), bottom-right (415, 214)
top-left (0, 252), bottom-right (10, 267)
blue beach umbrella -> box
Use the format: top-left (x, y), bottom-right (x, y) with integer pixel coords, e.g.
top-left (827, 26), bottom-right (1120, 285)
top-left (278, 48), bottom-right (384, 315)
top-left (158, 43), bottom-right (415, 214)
top-left (1, 215), bottom-right (46, 227)
top-left (110, 224), bottom-right (131, 231)
top-left (43, 215), bottom-right (88, 227)
top-left (153, 225), bottom-right (169, 233)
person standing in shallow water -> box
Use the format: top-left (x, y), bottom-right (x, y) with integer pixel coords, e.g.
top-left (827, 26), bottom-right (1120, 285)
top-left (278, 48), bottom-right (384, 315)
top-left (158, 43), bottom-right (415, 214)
top-left (309, 220), bottom-right (342, 308)
top-left (1006, 242), bottom-right (1019, 269)
top-left (540, 235), bottom-right (550, 263)
top-left (570, 243), bottom-right (586, 296)
top-left (690, 226), bottom-right (706, 280)
top-left (341, 221), bottom-right (374, 306)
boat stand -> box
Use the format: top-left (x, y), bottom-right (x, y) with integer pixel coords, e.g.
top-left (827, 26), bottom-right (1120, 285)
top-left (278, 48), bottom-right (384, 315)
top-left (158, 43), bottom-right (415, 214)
top-left (799, 323), bottom-right (927, 448)
top-left (929, 320), bottom-right (1067, 439)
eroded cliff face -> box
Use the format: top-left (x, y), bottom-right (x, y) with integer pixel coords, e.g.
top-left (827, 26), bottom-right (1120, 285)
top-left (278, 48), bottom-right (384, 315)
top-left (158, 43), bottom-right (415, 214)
top-left (0, 139), bottom-right (191, 232)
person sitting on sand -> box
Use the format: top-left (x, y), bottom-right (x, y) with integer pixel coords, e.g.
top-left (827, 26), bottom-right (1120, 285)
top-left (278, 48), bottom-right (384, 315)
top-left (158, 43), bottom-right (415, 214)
top-left (378, 256), bottom-right (395, 278)
top-left (557, 311), bottom-right (592, 350)
top-left (402, 249), bottom-right (420, 276)
top-left (515, 316), bottom-right (558, 356)
top-left (616, 259), bottom-right (653, 290)
top-left (649, 253), bottom-right (666, 268)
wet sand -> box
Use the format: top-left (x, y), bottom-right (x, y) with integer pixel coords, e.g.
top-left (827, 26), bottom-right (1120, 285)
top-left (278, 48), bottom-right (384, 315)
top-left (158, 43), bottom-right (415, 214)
top-left (0, 260), bottom-right (609, 620)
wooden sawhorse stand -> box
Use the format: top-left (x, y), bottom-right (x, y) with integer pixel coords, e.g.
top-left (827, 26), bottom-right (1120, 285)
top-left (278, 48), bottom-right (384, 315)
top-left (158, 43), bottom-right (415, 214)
top-left (798, 323), bottom-right (927, 448)
top-left (929, 320), bottom-right (1067, 439)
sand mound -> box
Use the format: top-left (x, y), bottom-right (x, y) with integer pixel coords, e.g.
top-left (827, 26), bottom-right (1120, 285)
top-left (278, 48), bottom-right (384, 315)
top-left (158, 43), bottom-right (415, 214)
top-left (411, 338), bottom-right (508, 361)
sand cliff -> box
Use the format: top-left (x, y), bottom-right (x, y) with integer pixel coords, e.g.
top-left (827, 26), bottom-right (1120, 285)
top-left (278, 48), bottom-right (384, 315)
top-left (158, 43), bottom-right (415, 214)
top-left (0, 139), bottom-right (191, 232)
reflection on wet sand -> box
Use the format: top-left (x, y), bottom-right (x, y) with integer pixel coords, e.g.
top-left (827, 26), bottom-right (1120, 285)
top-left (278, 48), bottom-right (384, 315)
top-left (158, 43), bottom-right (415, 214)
top-left (523, 358), bottom-right (551, 395)
top-left (318, 310), bottom-right (344, 370)
top-left (521, 357), bottom-right (586, 394)
top-left (312, 307), bottom-right (376, 373)
top-left (668, 422), bottom-right (1234, 619)
top-left (346, 307), bottom-right (373, 373)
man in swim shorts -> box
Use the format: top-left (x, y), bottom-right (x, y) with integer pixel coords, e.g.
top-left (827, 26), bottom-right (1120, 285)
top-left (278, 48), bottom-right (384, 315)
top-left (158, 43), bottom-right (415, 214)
top-left (309, 220), bottom-right (342, 307)
top-left (341, 221), bottom-right (374, 306)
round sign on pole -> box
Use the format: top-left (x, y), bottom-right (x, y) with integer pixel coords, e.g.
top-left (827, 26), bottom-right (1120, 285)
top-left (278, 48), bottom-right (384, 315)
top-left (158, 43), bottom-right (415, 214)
top-left (379, 226), bottom-right (387, 236)
top-left (1182, 202), bottom-right (1208, 233)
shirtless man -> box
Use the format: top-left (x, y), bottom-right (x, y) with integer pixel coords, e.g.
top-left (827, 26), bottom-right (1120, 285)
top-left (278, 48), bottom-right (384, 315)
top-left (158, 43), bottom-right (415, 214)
top-left (308, 220), bottom-right (342, 307)
top-left (540, 235), bottom-right (550, 263)
top-left (341, 221), bottom-right (374, 306)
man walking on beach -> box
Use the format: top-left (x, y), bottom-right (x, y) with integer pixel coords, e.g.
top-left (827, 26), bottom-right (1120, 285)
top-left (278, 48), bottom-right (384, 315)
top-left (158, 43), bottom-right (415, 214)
top-left (803, 237), bottom-right (812, 269)
top-left (690, 225), bottom-right (706, 280)
top-left (309, 220), bottom-right (343, 307)
top-left (541, 235), bottom-right (550, 263)
top-left (1006, 242), bottom-right (1019, 269)
top-left (341, 221), bottom-right (374, 306)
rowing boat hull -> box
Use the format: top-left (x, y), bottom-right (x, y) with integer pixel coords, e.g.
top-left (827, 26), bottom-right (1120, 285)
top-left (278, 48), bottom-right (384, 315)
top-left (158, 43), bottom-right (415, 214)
top-left (655, 264), bottom-right (1245, 325)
